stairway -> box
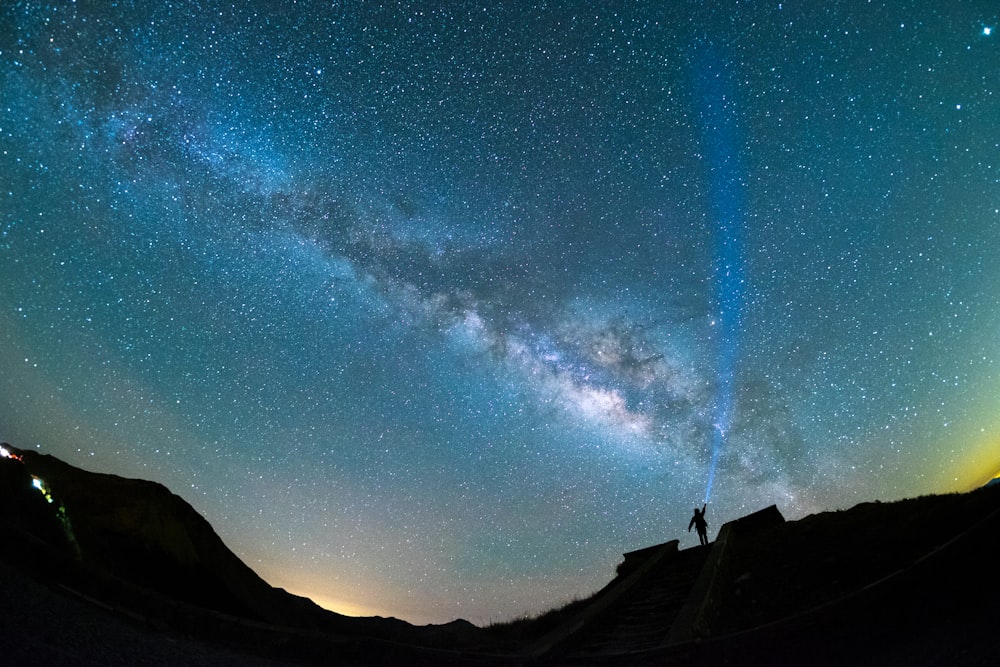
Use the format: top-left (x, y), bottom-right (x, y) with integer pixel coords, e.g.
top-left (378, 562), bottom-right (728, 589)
top-left (564, 543), bottom-right (710, 659)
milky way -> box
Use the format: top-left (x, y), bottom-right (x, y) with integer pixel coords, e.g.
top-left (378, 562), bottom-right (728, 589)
top-left (2, 2), bottom-right (999, 624)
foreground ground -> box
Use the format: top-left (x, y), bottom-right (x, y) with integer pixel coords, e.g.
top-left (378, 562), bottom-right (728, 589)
top-left (3, 444), bottom-right (999, 666)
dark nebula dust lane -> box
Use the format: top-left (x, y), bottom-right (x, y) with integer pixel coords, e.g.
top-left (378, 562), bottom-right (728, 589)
top-left (2, 1), bottom-right (999, 624)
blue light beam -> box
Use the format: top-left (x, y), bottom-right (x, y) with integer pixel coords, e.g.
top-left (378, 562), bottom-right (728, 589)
top-left (695, 43), bottom-right (746, 504)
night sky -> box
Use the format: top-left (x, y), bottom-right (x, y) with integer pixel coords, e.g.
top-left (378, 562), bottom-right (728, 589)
top-left (2, 1), bottom-right (999, 625)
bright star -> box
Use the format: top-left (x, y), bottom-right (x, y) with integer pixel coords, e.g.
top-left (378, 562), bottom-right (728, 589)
top-left (985, 26), bottom-right (993, 37)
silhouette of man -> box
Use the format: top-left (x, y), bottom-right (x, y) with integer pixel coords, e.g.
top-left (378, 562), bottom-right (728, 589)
top-left (688, 504), bottom-right (709, 546)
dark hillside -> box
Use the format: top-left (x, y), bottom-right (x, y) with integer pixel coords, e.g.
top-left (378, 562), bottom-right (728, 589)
top-left (0, 444), bottom-right (483, 659)
top-left (711, 489), bottom-right (1000, 635)
top-left (3, 441), bottom-right (999, 665)
top-left (9, 446), bottom-right (326, 626)
top-left (510, 486), bottom-right (1000, 665)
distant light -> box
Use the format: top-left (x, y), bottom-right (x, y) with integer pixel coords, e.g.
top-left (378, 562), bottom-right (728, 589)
top-left (31, 475), bottom-right (54, 502)
top-left (985, 26), bottom-right (993, 37)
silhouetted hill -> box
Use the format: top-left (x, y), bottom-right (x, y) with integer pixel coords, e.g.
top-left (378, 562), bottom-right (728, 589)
top-left (3, 441), bottom-right (999, 666)
top-left (0, 444), bottom-right (485, 664)
top-left (511, 487), bottom-right (1000, 665)
top-left (8, 445), bottom-right (321, 624)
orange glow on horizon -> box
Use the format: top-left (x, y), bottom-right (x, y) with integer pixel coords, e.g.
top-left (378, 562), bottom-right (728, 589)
top-left (298, 591), bottom-right (388, 620)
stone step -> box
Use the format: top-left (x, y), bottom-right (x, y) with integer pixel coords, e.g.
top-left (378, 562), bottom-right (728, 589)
top-left (568, 545), bottom-right (710, 657)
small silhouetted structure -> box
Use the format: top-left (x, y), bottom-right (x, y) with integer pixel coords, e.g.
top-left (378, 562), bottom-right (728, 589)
top-left (689, 504), bottom-right (709, 545)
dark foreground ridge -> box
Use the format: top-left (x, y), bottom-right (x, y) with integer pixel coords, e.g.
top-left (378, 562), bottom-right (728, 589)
top-left (2, 443), bottom-right (999, 666)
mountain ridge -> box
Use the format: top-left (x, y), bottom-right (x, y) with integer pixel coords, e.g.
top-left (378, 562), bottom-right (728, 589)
top-left (0, 444), bottom-right (481, 656)
top-left (3, 442), bottom-right (999, 665)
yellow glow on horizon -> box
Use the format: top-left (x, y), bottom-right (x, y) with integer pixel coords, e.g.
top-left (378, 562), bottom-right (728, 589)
top-left (259, 566), bottom-right (396, 620)
top-left (942, 429), bottom-right (1000, 492)
top-left (304, 592), bottom-right (389, 619)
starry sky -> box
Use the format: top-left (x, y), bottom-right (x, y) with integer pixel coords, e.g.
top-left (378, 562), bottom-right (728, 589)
top-left (2, 1), bottom-right (999, 625)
